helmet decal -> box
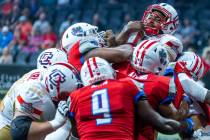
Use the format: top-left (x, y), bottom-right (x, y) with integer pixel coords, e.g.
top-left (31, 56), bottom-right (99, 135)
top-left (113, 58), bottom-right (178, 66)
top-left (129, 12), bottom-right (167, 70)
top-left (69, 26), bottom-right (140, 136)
top-left (159, 48), bottom-right (167, 65)
top-left (38, 52), bottom-right (53, 68)
top-left (71, 26), bottom-right (84, 37)
top-left (49, 69), bottom-right (66, 90)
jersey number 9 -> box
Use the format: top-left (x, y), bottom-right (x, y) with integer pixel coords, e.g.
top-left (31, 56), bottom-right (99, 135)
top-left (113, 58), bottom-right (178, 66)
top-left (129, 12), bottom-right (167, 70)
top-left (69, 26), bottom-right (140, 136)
top-left (91, 89), bottom-right (112, 125)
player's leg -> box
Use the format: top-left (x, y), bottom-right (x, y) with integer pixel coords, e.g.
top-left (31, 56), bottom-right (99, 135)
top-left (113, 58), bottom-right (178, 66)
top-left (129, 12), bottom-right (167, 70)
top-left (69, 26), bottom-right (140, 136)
top-left (0, 125), bottom-right (12, 140)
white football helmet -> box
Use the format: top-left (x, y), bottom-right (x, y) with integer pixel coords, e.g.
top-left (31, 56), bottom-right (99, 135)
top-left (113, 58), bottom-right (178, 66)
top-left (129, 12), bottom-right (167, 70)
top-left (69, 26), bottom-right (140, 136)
top-left (142, 3), bottom-right (179, 35)
top-left (176, 52), bottom-right (205, 80)
top-left (43, 62), bottom-right (81, 101)
top-left (131, 40), bottom-right (169, 74)
top-left (37, 48), bottom-right (68, 69)
top-left (80, 57), bottom-right (116, 86)
top-left (61, 22), bottom-right (105, 53)
top-left (160, 34), bottom-right (183, 61)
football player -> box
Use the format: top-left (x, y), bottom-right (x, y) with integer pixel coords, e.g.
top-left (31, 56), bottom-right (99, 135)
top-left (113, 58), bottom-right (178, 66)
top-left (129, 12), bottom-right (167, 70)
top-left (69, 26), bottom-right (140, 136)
top-left (0, 48), bottom-right (67, 140)
top-left (68, 57), bottom-right (188, 140)
top-left (116, 3), bottom-right (179, 45)
top-left (114, 40), bottom-right (190, 140)
top-left (169, 52), bottom-right (210, 139)
top-left (115, 3), bottom-right (182, 63)
top-left (10, 62), bottom-right (81, 140)
top-left (61, 22), bottom-right (133, 71)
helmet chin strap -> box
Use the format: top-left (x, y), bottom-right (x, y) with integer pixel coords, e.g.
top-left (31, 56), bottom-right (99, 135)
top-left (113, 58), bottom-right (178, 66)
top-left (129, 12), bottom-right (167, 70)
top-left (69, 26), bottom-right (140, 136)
top-left (55, 75), bottom-right (61, 101)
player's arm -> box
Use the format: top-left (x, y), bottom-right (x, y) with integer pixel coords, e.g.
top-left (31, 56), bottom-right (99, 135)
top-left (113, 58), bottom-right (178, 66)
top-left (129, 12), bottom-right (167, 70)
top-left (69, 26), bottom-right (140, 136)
top-left (68, 95), bottom-right (79, 140)
top-left (159, 97), bottom-right (190, 121)
top-left (115, 21), bottom-right (145, 45)
top-left (138, 99), bottom-right (194, 135)
top-left (137, 99), bottom-right (183, 134)
top-left (103, 30), bottom-right (118, 47)
top-left (10, 113), bottom-right (54, 140)
top-left (11, 101), bottom-right (68, 140)
top-left (178, 73), bottom-right (210, 104)
top-left (84, 44), bottom-right (133, 63)
top-left (69, 117), bottom-right (79, 140)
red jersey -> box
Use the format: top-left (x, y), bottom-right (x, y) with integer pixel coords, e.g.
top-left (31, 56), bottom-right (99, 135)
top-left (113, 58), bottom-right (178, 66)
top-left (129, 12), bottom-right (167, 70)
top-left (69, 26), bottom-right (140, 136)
top-left (68, 39), bottom-right (100, 71)
top-left (114, 62), bottom-right (175, 140)
top-left (115, 62), bottom-right (174, 109)
top-left (132, 73), bottom-right (174, 140)
top-left (69, 78), bottom-right (145, 140)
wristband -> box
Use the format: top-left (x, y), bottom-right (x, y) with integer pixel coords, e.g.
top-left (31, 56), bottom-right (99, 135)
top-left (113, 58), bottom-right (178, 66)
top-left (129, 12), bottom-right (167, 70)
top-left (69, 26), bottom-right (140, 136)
top-left (184, 117), bottom-right (194, 136)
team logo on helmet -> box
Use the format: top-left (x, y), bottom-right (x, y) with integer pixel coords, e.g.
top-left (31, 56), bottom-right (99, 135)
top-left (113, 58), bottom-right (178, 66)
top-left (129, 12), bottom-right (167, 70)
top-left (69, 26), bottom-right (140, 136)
top-left (49, 69), bottom-right (66, 89)
top-left (71, 26), bottom-right (84, 37)
top-left (159, 49), bottom-right (167, 65)
top-left (39, 52), bottom-right (53, 67)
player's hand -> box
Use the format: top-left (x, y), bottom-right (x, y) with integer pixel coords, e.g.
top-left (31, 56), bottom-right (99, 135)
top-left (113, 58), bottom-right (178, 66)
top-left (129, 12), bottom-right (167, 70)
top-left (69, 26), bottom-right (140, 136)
top-left (104, 30), bottom-right (117, 47)
top-left (49, 101), bottom-right (68, 130)
top-left (57, 101), bottom-right (69, 117)
top-left (123, 21), bottom-right (145, 34)
top-left (104, 30), bottom-right (114, 39)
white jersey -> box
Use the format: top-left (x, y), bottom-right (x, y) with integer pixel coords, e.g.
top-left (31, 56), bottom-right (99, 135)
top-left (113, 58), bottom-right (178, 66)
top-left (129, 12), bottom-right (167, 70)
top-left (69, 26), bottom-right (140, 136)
top-left (127, 32), bottom-right (163, 46)
top-left (0, 69), bottom-right (44, 128)
top-left (15, 80), bottom-right (56, 121)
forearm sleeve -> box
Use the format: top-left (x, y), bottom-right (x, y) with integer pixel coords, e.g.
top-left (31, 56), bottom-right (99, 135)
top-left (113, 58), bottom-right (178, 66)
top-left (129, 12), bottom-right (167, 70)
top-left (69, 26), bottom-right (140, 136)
top-left (178, 73), bottom-right (208, 102)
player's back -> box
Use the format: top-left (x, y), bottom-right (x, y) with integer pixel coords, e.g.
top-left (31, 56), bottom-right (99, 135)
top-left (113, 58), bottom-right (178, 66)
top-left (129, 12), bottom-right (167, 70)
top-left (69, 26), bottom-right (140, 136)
top-left (70, 78), bottom-right (140, 140)
top-left (0, 69), bottom-right (44, 128)
top-left (15, 80), bottom-right (56, 121)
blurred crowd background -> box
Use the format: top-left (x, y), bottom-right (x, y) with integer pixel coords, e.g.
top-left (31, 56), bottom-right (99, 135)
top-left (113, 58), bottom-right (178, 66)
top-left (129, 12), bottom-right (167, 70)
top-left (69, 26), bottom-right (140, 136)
top-left (0, 1), bottom-right (209, 139)
top-left (0, 0), bottom-right (210, 86)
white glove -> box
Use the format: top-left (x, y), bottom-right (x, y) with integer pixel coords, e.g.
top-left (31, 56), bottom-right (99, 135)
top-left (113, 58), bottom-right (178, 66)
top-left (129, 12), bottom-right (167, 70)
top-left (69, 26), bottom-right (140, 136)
top-left (193, 125), bottom-right (210, 140)
top-left (49, 101), bottom-right (69, 130)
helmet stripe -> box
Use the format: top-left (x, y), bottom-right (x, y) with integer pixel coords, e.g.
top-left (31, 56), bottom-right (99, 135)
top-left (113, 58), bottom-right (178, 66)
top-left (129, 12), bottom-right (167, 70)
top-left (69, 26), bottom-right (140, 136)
top-left (140, 40), bottom-right (157, 66)
top-left (93, 57), bottom-right (98, 68)
top-left (165, 41), bottom-right (179, 49)
top-left (195, 56), bottom-right (203, 76)
top-left (133, 32), bottom-right (143, 45)
top-left (92, 57), bottom-right (100, 76)
top-left (135, 40), bottom-right (149, 64)
top-left (54, 62), bottom-right (80, 80)
top-left (87, 59), bottom-right (94, 78)
top-left (56, 75), bottom-right (61, 100)
top-left (192, 55), bottom-right (199, 73)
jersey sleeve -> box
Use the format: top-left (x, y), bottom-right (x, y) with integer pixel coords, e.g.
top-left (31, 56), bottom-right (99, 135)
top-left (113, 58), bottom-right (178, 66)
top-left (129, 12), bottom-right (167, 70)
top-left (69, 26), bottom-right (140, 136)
top-left (69, 91), bottom-right (78, 118)
top-left (127, 32), bottom-right (143, 45)
top-left (150, 78), bottom-right (173, 108)
top-left (178, 73), bottom-right (208, 102)
top-left (126, 78), bottom-right (147, 104)
top-left (15, 83), bottom-right (44, 120)
top-left (160, 78), bottom-right (177, 105)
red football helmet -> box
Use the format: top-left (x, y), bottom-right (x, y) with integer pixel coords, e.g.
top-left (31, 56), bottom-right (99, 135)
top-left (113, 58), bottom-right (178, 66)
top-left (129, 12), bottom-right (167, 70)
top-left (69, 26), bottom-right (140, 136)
top-left (142, 3), bottom-right (179, 36)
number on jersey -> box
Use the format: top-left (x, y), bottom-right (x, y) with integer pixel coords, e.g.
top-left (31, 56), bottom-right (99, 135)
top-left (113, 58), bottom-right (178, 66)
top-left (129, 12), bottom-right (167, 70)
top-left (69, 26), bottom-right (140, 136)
top-left (91, 89), bottom-right (112, 125)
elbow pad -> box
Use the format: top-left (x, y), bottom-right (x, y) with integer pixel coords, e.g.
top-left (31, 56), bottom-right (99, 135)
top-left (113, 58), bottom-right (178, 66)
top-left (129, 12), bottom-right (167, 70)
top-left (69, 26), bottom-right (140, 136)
top-left (10, 116), bottom-right (33, 140)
